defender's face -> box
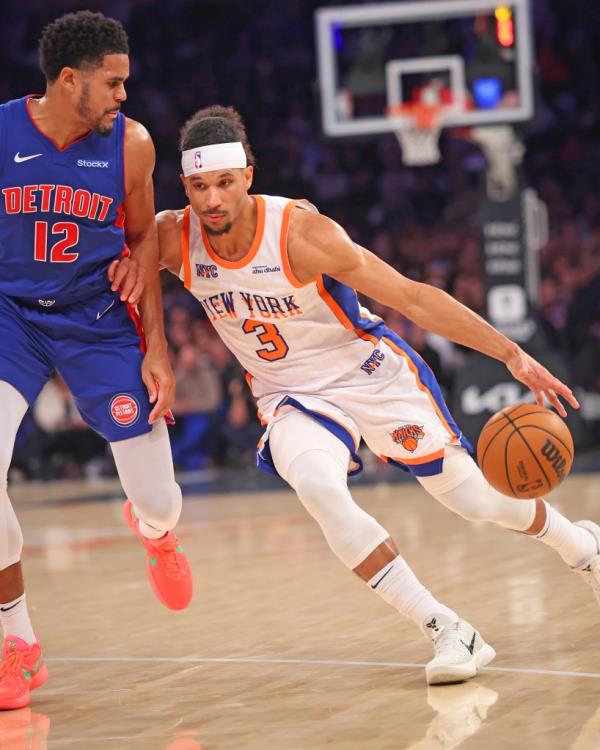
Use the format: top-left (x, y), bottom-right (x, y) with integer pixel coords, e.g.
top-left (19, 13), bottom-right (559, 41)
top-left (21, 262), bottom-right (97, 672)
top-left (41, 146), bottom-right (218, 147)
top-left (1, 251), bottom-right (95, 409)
top-left (73, 53), bottom-right (129, 135)
top-left (183, 167), bottom-right (253, 236)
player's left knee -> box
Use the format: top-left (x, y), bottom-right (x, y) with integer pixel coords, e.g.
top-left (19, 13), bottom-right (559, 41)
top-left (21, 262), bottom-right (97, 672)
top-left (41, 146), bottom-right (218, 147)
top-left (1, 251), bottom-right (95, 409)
top-left (130, 480), bottom-right (182, 531)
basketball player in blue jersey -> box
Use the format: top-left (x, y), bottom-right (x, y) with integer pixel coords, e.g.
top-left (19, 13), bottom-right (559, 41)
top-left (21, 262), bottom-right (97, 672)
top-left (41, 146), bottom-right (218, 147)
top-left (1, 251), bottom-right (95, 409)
top-left (0, 12), bottom-right (193, 709)
top-left (147, 105), bottom-right (600, 686)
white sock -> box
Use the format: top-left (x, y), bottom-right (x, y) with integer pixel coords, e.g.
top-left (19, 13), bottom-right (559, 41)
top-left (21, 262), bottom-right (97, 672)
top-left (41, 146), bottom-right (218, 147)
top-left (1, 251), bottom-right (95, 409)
top-left (138, 520), bottom-right (167, 540)
top-left (367, 554), bottom-right (459, 637)
top-left (0, 594), bottom-right (36, 644)
top-left (536, 502), bottom-right (597, 568)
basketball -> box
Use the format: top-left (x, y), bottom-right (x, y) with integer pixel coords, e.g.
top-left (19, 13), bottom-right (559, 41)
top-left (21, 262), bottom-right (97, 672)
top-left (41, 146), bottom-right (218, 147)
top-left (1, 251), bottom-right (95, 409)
top-left (476, 404), bottom-right (574, 499)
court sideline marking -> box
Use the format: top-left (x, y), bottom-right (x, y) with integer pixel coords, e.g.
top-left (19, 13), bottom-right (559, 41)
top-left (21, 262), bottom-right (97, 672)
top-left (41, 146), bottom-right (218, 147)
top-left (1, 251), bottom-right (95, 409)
top-left (45, 654), bottom-right (600, 680)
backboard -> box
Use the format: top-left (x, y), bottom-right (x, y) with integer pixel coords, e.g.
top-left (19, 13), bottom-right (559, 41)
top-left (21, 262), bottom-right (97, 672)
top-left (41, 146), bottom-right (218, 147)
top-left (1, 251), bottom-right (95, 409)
top-left (315, 0), bottom-right (534, 138)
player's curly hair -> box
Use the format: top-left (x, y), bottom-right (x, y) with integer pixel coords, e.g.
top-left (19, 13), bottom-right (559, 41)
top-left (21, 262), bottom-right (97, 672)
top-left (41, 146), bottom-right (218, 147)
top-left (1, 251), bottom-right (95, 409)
top-left (39, 11), bottom-right (129, 83)
top-left (179, 106), bottom-right (256, 167)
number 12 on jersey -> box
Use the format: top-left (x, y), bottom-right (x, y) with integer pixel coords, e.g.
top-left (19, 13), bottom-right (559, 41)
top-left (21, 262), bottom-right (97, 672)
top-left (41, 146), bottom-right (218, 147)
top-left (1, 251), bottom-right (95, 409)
top-left (242, 319), bottom-right (289, 361)
top-left (34, 221), bottom-right (80, 263)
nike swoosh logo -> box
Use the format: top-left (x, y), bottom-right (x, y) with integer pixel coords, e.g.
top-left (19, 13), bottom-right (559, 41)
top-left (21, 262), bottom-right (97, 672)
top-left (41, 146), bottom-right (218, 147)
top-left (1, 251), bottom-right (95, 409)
top-left (370, 565), bottom-right (394, 589)
top-left (14, 152), bottom-right (43, 163)
top-left (96, 299), bottom-right (116, 320)
top-left (460, 632), bottom-right (477, 655)
top-left (0, 599), bottom-right (22, 612)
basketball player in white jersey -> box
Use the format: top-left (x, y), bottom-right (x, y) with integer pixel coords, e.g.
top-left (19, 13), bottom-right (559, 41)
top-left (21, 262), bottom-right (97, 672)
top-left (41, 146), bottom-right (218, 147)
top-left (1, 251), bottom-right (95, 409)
top-left (152, 105), bottom-right (600, 685)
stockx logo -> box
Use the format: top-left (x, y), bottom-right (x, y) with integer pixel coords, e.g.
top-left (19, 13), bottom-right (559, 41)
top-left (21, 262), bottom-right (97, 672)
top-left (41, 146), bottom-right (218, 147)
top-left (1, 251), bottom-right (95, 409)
top-left (77, 159), bottom-right (109, 168)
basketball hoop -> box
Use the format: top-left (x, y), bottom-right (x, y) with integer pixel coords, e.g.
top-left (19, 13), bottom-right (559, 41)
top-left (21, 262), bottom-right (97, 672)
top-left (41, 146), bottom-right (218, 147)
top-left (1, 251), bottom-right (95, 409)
top-left (387, 103), bottom-right (444, 166)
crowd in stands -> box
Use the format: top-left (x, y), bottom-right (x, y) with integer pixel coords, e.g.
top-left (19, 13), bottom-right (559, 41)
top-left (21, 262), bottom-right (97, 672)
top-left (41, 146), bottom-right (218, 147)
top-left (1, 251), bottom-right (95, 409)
top-left (3, 0), bottom-right (600, 478)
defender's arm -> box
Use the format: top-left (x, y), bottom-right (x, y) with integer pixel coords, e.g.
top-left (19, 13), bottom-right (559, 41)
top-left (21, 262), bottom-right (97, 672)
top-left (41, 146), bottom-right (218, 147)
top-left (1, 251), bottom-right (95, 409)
top-left (123, 118), bottom-right (174, 423)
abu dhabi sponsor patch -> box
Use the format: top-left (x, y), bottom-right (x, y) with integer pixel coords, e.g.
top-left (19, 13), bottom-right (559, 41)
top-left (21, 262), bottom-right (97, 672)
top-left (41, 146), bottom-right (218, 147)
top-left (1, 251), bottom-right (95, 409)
top-left (391, 424), bottom-right (425, 452)
top-left (109, 393), bottom-right (140, 427)
top-left (251, 264), bottom-right (281, 275)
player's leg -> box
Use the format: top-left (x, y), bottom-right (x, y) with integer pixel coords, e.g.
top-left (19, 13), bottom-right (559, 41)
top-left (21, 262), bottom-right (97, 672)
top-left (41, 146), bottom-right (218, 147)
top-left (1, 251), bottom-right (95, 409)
top-left (110, 420), bottom-right (192, 611)
top-left (0, 382), bottom-right (49, 709)
top-left (417, 445), bottom-right (600, 593)
top-left (54, 297), bottom-right (191, 610)
top-left (110, 420), bottom-right (182, 536)
top-left (0, 297), bottom-right (55, 709)
top-left (267, 410), bottom-right (493, 683)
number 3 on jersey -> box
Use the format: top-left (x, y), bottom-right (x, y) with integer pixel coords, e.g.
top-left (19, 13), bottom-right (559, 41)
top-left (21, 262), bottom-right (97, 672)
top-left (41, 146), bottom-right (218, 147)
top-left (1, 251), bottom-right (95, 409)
top-left (34, 221), bottom-right (79, 263)
top-left (242, 319), bottom-right (289, 361)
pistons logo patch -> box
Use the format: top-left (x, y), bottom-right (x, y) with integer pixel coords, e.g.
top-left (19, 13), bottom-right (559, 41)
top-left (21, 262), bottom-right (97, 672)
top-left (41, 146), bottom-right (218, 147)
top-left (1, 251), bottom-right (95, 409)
top-left (391, 424), bottom-right (425, 452)
top-left (109, 394), bottom-right (140, 427)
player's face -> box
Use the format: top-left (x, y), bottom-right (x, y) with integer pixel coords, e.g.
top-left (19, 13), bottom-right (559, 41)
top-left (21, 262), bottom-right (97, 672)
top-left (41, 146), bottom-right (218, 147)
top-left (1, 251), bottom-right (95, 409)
top-left (74, 54), bottom-right (129, 136)
top-left (184, 167), bottom-right (253, 236)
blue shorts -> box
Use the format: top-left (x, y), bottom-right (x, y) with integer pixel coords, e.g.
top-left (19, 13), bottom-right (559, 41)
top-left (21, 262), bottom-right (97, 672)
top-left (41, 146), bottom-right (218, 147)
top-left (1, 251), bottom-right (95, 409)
top-left (0, 291), bottom-right (152, 443)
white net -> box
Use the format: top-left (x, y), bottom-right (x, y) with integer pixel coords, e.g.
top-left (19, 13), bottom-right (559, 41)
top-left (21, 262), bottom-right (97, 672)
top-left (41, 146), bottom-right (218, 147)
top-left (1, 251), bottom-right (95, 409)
top-left (394, 125), bottom-right (441, 166)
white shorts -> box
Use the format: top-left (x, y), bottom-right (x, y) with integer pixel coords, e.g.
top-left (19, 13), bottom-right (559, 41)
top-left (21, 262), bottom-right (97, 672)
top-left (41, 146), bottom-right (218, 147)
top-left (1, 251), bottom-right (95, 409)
top-left (256, 336), bottom-right (472, 478)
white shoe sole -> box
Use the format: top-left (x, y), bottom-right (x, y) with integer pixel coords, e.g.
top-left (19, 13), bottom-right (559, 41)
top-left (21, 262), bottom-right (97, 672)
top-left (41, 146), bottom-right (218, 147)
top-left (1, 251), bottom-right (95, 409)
top-left (426, 643), bottom-right (496, 685)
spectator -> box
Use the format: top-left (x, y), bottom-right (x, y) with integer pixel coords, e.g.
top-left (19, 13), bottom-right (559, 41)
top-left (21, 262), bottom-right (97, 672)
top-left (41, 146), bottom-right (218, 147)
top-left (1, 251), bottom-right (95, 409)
top-left (34, 374), bottom-right (107, 479)
top-left (171, 344), bottom-right (222, 470)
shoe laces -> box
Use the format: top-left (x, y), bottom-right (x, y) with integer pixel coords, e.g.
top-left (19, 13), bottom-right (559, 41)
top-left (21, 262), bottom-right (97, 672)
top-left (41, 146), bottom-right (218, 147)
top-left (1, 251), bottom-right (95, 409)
top-left (433, 622), bottom-right (463, 655)
top-left (0, 649), bottom-right (24, 679)
top-left (155, 538), bottom-right (185, 578)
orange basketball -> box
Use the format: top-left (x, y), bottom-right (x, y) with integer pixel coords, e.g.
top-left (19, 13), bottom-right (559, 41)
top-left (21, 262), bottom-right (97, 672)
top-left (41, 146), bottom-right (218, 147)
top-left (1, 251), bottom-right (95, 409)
top-left (403, 437), bottom-right (418, 452)
top-left (476, 404), bottom-right (574, 499)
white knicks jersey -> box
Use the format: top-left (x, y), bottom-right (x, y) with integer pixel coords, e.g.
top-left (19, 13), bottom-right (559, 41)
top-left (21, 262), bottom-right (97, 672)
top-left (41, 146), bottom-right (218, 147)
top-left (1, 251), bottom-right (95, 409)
top-left (179, 194), bottom-right (388, 399)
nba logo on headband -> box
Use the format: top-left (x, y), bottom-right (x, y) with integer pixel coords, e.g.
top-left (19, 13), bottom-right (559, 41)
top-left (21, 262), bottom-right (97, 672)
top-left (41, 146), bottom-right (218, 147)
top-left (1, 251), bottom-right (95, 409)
top-left (181, 142), bottom-right (247, 176)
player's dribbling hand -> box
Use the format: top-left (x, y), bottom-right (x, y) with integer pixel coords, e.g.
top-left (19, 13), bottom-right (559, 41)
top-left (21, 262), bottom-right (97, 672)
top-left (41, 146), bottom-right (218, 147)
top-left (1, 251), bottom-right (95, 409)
top-left (504, 348), bottom-right (580, 418)
top-left (107, 257), bottom-right (146, 305)
top-left (142, 348), bottom-right (176, 424)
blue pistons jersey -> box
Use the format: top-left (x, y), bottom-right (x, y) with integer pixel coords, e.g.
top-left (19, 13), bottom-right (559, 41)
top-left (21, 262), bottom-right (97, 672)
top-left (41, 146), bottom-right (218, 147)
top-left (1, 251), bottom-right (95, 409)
top-left (0, 96), bottom-right (126, 304)
top-left (0, 96), bottom-right (153, 442)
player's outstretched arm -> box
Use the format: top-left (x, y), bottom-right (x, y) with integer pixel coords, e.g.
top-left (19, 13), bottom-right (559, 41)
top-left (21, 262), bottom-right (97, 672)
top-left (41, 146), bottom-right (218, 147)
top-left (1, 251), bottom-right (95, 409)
top-left (123, 118), bottom-right (175, 423)
top-left (287, 209), bottom-right (579, 416)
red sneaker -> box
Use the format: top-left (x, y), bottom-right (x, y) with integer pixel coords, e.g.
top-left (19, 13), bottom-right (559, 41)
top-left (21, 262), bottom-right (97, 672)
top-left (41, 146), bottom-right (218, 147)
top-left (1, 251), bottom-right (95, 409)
top-left (0, 637), bottom-right (48, 710)
top-left (123, 500), bottom-right (193, 610)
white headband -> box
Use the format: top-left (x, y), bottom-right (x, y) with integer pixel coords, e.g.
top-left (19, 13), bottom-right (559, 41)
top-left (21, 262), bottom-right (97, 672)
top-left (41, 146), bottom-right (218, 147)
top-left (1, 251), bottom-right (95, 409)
top-left (181, 142), bottom-right (247, 176)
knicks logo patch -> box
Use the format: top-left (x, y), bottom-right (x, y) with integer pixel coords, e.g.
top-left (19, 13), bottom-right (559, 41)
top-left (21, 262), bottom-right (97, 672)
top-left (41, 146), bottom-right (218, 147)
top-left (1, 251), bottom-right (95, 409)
top-left (391, 424), bottom-right (425, 452)
top-left (109, 394), bottom-right (140, 427)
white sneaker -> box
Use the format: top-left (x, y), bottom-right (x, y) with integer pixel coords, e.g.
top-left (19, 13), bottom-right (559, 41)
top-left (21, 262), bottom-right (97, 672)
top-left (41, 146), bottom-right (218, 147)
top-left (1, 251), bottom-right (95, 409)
top-left (573, 520), bottom-right (600, 605)
top-left (425, 617), bottom-right (496, 686)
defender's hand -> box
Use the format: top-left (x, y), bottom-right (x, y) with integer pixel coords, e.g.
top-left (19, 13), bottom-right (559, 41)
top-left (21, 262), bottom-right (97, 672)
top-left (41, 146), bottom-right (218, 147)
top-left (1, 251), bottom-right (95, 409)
top-left (108, 257), bottom-right (146, 305)
top-left (142, 348), bottom-right (175, 424)
top-left (505, 348), bottom-right (580, 417)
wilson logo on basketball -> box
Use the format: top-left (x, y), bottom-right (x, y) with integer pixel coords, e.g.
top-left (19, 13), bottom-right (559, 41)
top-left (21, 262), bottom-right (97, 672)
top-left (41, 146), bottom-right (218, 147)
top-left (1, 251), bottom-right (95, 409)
top-left (391, 424), bottom-right (425, 452)
top-left (109, 394), bottom-right (140, 427)
top-left (540, 439), bottom-right (568, 480)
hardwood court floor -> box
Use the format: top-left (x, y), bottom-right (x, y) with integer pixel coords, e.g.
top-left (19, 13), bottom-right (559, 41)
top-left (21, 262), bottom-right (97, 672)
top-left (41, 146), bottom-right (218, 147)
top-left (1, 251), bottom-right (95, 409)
top-left (5, 473), bottom-right (600, 749)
